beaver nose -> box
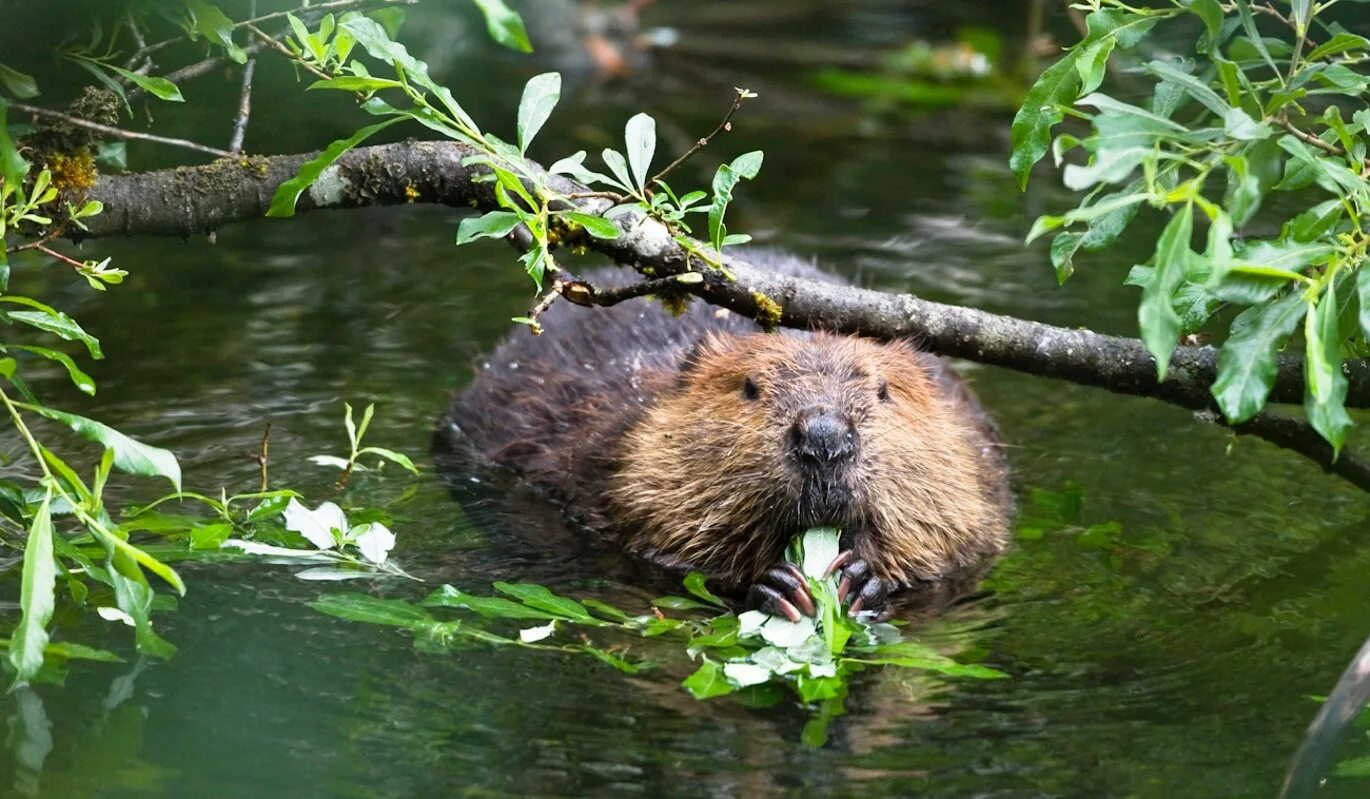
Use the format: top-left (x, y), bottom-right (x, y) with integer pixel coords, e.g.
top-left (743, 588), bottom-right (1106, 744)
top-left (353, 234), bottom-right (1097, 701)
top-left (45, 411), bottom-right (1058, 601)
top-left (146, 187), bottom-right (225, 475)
top-left (790, 407), bottom-right (857, 465)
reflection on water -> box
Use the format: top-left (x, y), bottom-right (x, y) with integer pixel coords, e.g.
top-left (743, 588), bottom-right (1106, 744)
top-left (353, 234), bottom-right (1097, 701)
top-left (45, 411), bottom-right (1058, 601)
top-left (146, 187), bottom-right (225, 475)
top-left (2, 1), bottom-right (1369, 797)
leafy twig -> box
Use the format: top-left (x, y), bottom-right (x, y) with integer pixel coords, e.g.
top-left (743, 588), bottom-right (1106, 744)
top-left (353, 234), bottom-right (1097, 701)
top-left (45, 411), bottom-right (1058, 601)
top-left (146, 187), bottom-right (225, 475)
top-left (244, 24), bottom-right (332, 81)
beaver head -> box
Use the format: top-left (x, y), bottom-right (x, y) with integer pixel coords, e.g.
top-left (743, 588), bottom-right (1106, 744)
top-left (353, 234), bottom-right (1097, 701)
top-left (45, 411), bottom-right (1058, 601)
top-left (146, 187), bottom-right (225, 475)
top-left (608, 332), bottom-right (1007, 589)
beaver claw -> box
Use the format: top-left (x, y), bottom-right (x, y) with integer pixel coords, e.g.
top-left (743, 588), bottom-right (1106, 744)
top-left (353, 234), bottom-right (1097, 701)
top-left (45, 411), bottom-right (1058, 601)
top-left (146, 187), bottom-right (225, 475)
top-left (747, 562), bottom-right (816, 621)
top-left (827, 553), bottom-right (894, 622)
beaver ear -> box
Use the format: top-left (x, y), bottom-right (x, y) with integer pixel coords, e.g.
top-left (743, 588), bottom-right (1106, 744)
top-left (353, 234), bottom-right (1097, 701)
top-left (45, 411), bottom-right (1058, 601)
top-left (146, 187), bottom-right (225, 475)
top-left (677, 332), bottom-right (737, 383)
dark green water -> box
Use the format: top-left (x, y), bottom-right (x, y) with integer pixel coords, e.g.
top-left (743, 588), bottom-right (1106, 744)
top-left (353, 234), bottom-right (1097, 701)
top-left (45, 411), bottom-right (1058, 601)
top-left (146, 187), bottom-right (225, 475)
top-left (3, 1), bottom-right (1369, 796)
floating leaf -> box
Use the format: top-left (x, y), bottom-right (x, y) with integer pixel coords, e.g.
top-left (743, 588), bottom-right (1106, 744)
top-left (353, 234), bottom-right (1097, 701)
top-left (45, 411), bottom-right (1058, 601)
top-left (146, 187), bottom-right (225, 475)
top-left (493, 582), bottom-right (598, 623)
top-left (310, 593), bottom-right (433, 627)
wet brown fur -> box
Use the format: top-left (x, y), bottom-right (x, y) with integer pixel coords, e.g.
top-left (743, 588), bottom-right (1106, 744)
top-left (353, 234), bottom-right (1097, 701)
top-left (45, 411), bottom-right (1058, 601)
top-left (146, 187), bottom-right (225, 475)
top-left (438, 251), bottom-right (1012, 594)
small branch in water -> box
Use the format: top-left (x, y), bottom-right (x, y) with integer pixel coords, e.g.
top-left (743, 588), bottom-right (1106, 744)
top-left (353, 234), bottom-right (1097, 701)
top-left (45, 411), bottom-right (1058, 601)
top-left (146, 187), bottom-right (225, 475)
top-left (647, 87), bottom-right (756, 188)
top-left (228, 59), bottom-right (257, 154)
top-left (9, 102), bottom-right (233, 159)
top-left (252, 423), bottom-right (272, 492)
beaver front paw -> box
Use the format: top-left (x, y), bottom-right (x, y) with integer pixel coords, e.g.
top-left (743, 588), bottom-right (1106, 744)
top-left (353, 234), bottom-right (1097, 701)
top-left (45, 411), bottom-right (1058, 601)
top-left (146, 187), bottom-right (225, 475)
top-left (826, 552), bottom-right (894, 622)
top-left (747, 562), bottom-right (816, 622)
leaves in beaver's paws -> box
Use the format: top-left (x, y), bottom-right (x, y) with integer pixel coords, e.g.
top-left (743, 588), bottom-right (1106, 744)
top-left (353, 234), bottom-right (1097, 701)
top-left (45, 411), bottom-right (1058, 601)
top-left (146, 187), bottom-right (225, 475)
top-left (306, 528), bottom-right (1004, 746)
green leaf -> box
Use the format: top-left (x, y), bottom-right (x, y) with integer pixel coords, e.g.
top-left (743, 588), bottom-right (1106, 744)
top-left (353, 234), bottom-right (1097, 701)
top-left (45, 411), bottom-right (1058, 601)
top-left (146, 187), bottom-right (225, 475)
top-left (624, 113), bottom-right (656, 192)
top-left (601, 148), bottom-right (634, 194)
top-left (1085, 8), bottom-right (1161, 48)
top-left (4, 307), bottom-right (102, 359)
top-left (580, 598), bottom-right (630, 622)
top-left (103, 64), bottom-right (183, 102)
top-left (358, 445), bottom-right (418, 473)
top-left (1233, 1), bottom-right (1280, 78)
top-left (22, 404), bottom-right (181, 491)
top-left (1144, 59), bottom-right (1228, 116)
top-left (9, 492), bottom-right (55, 683)
top-left (730, 151), bottom-right (763, 179)
top-left (456, 210), bottom-right (522, 244)
top-left (1290, 0), bottom-right (1311, 37)
top-left (1138, 204), bottom-right (1193, 379)
top-left (185, 0), bottom-right (247, 63)
top-left (108, 567), bottom-right (176, 658)
top-left (421, 585), bottom-right (563, 620)
top-left (558, 211), bottom-right (620, 239)
top-left (707, 151), bottom-right (764, 252)
top-left (0, 99), bottom-right (30, 200)
top-left (343, 18), bottom-right (481, 137)
top-left (470, 0), bottom-right (533, 53)
top-left (311, 593), bottom-right (434, 627)
top-left (1211, 291), bottom-right (1308, 423)
top-left (1187, 0), bottom-right (1224, 50)
top-left (683, 572), bottom-right (726, 607)
top-left (40, 641), bottom-right (123, 663)
top-left (1074, 39), bottom-right (1115, 96)
top-left (1010, 55), bottom-right (1080, 189)
top-left (1359, 266), bottom-right (1370, 342)
top-left (1050, 232), bottom-right (1084, 284)
top-left (1306, 32), bottom-right (1370, 62)
top-left (1286, 199), bottom-right (1343, 242)
top-left (683, 659), bottom-right (738, 699)
top-left (0, 63), bottom-right (39, 99)
top-left (516, 72), bottom-right (560, 155)
top-left (493, 582), bottom-right (598, 623)
top-left (1305, 281), bottom-right (1351, 452)
top-left (267, 118), bottom-right (404, 217)
top-left (9, 345), bottom-right (96, 395)
top-left (307, 76), bottom-right (406, 93)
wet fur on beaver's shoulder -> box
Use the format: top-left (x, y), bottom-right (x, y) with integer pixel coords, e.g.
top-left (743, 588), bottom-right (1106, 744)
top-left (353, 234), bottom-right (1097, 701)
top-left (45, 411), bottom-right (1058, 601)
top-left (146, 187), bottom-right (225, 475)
top-left (438, 250), bottom-right (1012, 593)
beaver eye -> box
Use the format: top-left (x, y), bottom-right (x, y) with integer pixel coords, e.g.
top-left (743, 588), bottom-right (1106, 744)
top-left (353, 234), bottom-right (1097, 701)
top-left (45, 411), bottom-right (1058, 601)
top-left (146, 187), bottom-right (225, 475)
top-left (742, 376), bottom-right (760, 401)
top-left (877, 379), bottom-right (891, 402)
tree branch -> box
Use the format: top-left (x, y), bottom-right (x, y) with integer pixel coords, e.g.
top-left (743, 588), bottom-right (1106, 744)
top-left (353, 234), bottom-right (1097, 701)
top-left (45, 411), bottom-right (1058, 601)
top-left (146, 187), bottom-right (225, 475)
top-left (52, 140), bottom-right (1370, 488)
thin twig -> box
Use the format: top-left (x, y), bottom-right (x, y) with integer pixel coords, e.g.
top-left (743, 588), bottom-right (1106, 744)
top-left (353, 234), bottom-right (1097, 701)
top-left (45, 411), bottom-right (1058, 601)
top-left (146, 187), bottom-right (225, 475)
top-left (245, 24), bottom-right (332, 81)
top-left (31, 244), bottom-right (87, 270)
top-left (647, 87), bottom-right (755, 188)
top-left (1275, 116), bottom-right (1343, 156)
top-left (9, 103), bottom-right (233, 159)
top-left (255, 423), bottom-right (271, 492)
top-left (569, 275), bottom-right (687, 306)
top-left (525, 279), bottom-right (572, 334)
top-left (228, 59), bottom-right (256, 154)
top-left (122, 11), bottom-right (151, 72)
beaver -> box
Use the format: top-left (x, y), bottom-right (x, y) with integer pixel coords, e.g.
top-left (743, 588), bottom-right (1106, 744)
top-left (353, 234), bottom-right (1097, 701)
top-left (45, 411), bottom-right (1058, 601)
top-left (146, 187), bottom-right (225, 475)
top-left (437, 250), bottom-right (1012, 620)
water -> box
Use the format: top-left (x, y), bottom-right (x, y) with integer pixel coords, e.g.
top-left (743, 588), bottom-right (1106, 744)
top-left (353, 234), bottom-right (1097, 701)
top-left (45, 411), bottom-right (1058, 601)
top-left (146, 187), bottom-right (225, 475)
top-left (3, 1), bottom-right (1369, 796)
